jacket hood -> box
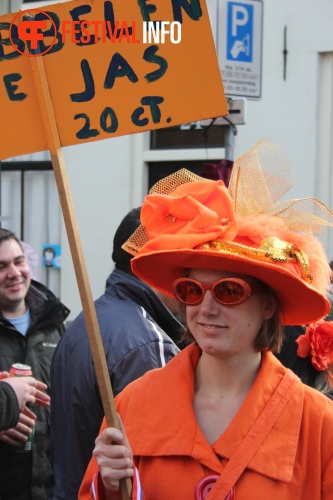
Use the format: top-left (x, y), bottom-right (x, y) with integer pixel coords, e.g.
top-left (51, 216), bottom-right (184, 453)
top-left (25, 279), bottom-right (70, 327)
top-left (105, 269), bottom-right (184, 340)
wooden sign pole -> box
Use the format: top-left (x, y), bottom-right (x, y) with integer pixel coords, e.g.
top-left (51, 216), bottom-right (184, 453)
top-left (30, 55), bottom-right (132, 500)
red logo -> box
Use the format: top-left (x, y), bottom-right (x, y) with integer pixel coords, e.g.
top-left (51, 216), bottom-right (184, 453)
top-left (9, 9), bottom-right (57, 57)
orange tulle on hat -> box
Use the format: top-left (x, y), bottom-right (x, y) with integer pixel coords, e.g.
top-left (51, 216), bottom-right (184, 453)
top-left (123, 139), bottom-right (333, 325)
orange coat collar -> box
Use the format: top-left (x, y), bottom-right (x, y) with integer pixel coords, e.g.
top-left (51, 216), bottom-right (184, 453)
top-left (118, 344), bottom-right (304, 482)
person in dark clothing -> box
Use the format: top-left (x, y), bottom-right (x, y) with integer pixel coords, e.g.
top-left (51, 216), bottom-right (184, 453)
top-left (276, 323), bottom-right (333, 400)
top-left (0, 373), bottom-right (50, 431)
top-left (276, 293), bottom-right (333, 399)
top-left (0, 228), bottom-right (70, 500)
top-left (47, 207), bottom-right (184, 500)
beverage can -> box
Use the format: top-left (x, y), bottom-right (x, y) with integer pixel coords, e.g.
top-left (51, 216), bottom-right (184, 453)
top-left (9, 363), bottom-right (32, 377)
top-left (9, 363), bottom-right (35, 452)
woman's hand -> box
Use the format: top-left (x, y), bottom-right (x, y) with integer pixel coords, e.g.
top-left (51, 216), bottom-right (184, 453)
top-left (0, 374), bottom-right (50, 410)
top-left (0, 406), bottom-right (36, 447)
top-left (93, 417), bottom-right (134, 496)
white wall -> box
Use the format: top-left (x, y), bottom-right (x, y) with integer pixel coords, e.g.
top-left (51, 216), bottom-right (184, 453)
top-left (232, 0), bottom-right (333, 199)
top-left (60, 135), bottom-right (133, 318)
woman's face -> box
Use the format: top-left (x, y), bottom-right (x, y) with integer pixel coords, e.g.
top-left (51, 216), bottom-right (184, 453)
top-left (186, 269), bottom-right (275, 360)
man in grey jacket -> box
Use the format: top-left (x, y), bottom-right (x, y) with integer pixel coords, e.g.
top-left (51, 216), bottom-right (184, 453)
top-left (0, 228), bottom-right (70, 500)
top-left (47, 207), bottom-right (184, 499)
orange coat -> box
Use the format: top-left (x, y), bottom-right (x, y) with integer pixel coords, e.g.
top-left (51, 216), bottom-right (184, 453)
top-left (79, 344), bottom-right (333, 499)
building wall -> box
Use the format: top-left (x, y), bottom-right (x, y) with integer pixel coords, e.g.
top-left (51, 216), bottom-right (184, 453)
top-left (1, 0), bottom-right (333, 319)
top-left (233, 0), bottom-right (333, 198)
top-left (60, 135), bottom-right (134, 318)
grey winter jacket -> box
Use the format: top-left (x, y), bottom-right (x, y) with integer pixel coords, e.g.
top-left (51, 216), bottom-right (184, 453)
top-left (0, 280), bottom-right (69, 500)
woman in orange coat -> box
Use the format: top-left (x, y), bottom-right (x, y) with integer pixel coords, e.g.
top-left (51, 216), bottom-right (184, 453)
top-left (79, 140), bottom-right (333, 500)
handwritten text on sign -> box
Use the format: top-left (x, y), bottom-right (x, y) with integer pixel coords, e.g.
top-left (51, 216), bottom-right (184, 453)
top-left (0, 0), bottom-right (228, 160)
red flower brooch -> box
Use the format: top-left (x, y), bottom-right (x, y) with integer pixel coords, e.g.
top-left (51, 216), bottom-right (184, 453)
top-left (296, 319), bottom-right (333, 371)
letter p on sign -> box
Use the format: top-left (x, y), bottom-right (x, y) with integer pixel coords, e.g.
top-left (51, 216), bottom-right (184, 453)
top-left (231, 6), bottom-right (248, 36)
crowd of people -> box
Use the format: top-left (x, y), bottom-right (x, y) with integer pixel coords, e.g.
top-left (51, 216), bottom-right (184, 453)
top-left (0, 140), bottom-right (333, 499)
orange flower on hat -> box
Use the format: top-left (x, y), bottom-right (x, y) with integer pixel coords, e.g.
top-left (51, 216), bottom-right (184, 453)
top-left (296, 320), bottom-right (333, 371)
top-left (140, 180), bottom-right (239, 252)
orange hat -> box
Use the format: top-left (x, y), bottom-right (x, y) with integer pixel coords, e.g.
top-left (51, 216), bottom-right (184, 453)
top-left (123, 139), bottom-right (333, 325)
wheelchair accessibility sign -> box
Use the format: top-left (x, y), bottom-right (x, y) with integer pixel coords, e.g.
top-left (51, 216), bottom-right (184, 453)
top-left (218, 0), bottom-right (263, 99)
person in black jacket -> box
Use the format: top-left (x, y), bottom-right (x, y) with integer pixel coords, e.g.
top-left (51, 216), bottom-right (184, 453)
top-left (275, 292), bottom-right (333, 399)
top-left (0, 228), bottom-right (70, 500)
top-left (47, 207), bottom-right (184, 500)
top-left (0, 373), bottom-right (50, 431)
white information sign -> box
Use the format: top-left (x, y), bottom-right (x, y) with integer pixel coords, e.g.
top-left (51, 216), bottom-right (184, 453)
top-left (217, 0), bottom-right (263, 99)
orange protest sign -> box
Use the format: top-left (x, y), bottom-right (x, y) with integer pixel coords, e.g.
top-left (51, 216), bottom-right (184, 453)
top-left (0, 0), bottom-right (227, 160)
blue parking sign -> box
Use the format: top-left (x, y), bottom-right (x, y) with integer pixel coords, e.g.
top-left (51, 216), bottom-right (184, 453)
top-left (218, 0), bottom-right (263, 98)
top-left (227, 2), bottom-right (254, 62)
